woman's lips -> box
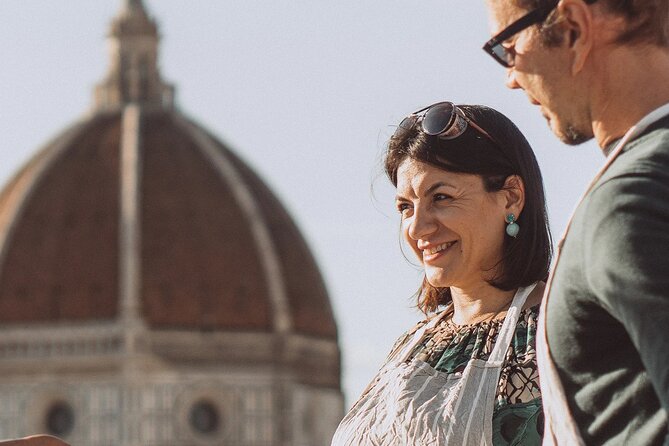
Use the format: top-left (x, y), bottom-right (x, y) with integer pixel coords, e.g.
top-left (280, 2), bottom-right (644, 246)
top-left (422, 241), bottom-right (457, 262)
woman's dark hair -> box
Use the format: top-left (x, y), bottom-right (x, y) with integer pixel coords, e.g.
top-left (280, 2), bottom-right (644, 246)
top-left (385, 104), bottom-right (552, 313)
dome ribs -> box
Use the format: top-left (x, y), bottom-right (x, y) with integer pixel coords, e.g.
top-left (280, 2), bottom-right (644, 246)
top-left (174, 115), bottom-right (295, 334)
top-left (0, 114), bottom-right (121, 322)
top-left (211, 135), bottom-right (338, 339)
top-left (140, 112), bottom-right (272, 331)
top-left (0, 109), bottom-right (338, 341)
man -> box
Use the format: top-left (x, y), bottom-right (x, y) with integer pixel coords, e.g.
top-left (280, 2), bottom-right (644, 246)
top-left (483, 0), bottom-right (669, 444)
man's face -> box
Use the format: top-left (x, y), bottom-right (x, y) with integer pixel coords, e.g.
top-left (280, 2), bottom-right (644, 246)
top-left (486, 0), bottom-right (593, 145)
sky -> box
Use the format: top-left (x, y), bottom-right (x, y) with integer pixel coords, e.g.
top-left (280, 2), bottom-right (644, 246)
top-left (0, 0), bottom-right (604, 408)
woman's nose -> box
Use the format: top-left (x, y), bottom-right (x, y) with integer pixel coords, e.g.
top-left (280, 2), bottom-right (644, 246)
top-left (407, 208), bottom-right (437, 241)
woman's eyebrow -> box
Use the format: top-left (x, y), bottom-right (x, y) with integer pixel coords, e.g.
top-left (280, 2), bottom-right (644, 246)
top-left (424, 181), bottom-right (455, 197)
top-left (395, 180), bottom-right (456, 201)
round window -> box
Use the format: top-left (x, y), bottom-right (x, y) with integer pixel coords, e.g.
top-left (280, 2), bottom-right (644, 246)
top-left (189, 400), bottom-right (221, 435)
top-left (45, 401), bottom-right (75, 437)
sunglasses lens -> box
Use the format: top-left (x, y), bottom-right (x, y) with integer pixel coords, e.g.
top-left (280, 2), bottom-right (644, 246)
top-left (393, 116), bottom-right (418, 139)
top-left (422, 103), bottom-right (455, 136)
top-left (491, 44), bottom-right (513, 67)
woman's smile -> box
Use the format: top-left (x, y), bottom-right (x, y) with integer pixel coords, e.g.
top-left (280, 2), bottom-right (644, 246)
top-left (422, 240), bottom-right (458, 262)
top-left (396, 159), bottom-right (509, 289)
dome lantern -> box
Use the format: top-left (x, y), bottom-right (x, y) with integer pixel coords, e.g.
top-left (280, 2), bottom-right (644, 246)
top-left (94, 0), bottom-right (174, 111)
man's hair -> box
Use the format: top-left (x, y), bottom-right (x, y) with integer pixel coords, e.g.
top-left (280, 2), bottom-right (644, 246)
top-left (516, 0), bottom-right (669, 47)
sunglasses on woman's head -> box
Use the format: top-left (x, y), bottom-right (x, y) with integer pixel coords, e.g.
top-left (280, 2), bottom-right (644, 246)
top-left (393, 102), bottom-right (495, 144)
top-left (392, 102), bottom-right (516, 167)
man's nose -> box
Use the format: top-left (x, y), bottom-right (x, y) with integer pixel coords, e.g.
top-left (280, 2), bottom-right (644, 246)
top-left (505, 68), bottom-right (521, 90)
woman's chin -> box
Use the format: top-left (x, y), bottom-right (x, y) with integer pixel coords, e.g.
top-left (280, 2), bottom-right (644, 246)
top-left (425, 272), bottom-right (453, 289)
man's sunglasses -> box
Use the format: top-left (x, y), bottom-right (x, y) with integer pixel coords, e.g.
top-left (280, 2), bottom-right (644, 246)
top-left (393, 102), bottom-right (496, 143)
top-left (482, 0), bottom-right (597, 68)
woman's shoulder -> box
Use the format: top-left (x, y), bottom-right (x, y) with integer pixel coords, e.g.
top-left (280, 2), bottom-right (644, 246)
top-left (523, 281), bottom-right (545, 310)
top-left (407, 308), bottom-right (452, 337)
top-left (385, 320), bottom-right (424, 359)
top-left (385, 309), bottom-right (450, 359)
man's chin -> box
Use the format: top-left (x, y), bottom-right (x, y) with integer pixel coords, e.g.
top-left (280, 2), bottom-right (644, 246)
top-left (551, 121), bottom-right (593, 145)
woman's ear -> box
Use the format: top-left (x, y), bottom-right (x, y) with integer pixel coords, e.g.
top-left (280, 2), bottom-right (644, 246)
top-left (502, 174), bottom-right (525, 217)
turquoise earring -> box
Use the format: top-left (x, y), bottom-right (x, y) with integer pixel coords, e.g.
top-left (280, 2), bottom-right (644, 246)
top-left (505, 213), bottom-right (519, 238)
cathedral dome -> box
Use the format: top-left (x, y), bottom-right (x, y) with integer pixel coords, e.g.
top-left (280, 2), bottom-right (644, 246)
top-left (0, 108), bottom-right (337, 339)
top-left (0, 3), bottom-right (343, 444)
top-left (0, 0), bottom-right (337, 341)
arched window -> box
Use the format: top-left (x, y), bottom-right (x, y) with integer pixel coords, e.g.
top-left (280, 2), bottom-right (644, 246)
top-left (189, 400), bottom-right (221, 435)
top-left (45, 401), bottom-right (75, 437)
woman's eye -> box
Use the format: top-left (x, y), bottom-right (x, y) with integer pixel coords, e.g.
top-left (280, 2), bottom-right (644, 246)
top-left (396, 203), bottom-right (412, 214)
top-left (433, 193), bottom-right (452, 202)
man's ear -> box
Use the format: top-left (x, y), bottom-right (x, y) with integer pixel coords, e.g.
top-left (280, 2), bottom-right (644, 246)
top-left (558, 0), bottom-right (595, 74)
top-left (502, 174), bottom-right (526, 218)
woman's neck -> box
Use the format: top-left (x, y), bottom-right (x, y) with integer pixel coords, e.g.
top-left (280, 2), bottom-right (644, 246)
top-left (448, 284), bottom-right (517, 325)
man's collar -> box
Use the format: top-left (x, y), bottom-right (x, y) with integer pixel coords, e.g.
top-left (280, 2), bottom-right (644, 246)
top-left (633, 102), bottom-right (669, 135)
top-left (603, 102), bottom-right (669, 156)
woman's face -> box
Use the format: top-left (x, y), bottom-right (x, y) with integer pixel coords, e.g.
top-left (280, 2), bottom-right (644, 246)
top-left (395, 158), bottom-right (509, 291)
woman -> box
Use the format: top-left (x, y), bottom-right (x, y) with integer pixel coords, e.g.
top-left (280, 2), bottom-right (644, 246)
top-left (332, 103), bottom-right (552, 445)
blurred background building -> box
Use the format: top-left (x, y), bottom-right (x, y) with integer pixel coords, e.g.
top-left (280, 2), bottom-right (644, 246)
top-left (0, 0), bottom-right (343, 444)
